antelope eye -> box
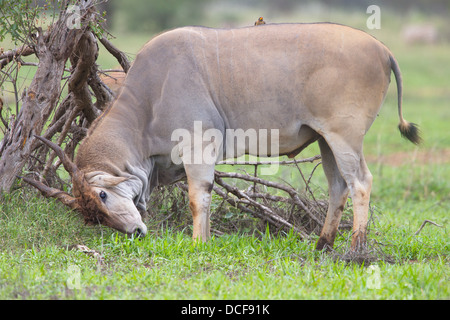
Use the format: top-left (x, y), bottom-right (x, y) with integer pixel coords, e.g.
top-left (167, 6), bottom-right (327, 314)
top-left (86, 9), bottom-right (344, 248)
top-left (99, 191), bottom-right (107, 202)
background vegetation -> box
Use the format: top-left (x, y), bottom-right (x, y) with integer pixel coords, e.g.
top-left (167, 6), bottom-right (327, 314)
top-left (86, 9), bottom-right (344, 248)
top-left (0, 0), bottom-right (448, 300)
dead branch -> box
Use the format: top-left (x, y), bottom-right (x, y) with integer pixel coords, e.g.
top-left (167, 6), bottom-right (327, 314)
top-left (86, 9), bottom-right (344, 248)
top-left (214, 174), bottom-right (311, 239)
top-left (414, 219), bottom-right (445, 236)
top-left (0, 97), bottom-right (7, 128)
top-left (69, 32), bottom-right (100, 124)
top-left (217, 155), bottom-right (321, 166)
top-left (89, 71), bottom-right (114, 110)
top-left (42, 95), bottom-right (73, 140)
top-left (99, 37), bottom-right (131, 73)
top-left (214, 170), bottom-right (325, 227)
top-left (0, 45), bottom-right (35, 70)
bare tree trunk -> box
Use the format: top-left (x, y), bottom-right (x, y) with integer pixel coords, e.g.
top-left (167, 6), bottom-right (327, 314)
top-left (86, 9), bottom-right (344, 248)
top-left (0, 22), bottom-right (77, 192)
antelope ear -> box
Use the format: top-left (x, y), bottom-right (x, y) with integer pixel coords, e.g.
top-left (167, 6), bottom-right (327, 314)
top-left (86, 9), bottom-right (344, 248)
top-left (85, 172), bottom-right (129, 188)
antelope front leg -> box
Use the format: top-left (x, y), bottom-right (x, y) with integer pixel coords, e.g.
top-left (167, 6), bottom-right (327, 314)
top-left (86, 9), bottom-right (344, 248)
top-left (189, 182), bottom-right (212, 241)
top-left (184, 163), bottom-right (215, 242)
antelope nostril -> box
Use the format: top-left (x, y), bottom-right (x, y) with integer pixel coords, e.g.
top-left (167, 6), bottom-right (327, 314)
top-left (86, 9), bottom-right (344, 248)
top-left (135, 226), bottom-right (147, 238)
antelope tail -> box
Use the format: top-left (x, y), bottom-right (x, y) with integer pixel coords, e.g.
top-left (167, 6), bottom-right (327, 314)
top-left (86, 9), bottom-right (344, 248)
top-left (389, 54), bottom-right (422, 145)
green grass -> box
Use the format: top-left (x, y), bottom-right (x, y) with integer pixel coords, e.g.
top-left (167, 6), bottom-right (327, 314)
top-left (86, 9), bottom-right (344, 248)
top-left (1, 7), bottom-right (449, 300)
top-left (0, 184), bottom-right (448, 300)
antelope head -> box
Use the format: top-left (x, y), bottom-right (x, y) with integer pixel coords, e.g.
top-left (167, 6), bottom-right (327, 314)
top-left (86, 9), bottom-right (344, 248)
top-left (21, 135), bottom-right (147, 237)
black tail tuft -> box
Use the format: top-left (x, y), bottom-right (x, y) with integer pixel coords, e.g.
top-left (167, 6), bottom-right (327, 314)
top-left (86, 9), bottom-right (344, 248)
top-left (398, 120), bottom-right (422, 145)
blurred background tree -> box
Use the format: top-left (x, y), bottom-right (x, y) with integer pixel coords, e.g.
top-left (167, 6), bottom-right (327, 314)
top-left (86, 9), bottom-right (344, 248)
top-left (106, 0), bottom-right (209, 33)
top-left (95, 0), bottom-right (450, 34)
top-left (85, 0), bottom-right (450, 40)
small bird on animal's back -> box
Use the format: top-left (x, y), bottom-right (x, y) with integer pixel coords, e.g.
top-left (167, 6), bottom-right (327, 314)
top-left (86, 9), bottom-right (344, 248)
top-left (254, 17), bottom-right (266, 25)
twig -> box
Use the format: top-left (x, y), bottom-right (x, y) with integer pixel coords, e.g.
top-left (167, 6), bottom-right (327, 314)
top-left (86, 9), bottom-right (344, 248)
top-left (213, 176), bottom-right (310, 239)
top-left (307, 161), bottom-right (322, 187)
top-left (414, 219), bottom-right (444, 236)
top-left (247, 192), bottom-right (292, 203)
top-left (0, 68), bottom-right (20, 115)
top-left (98, 68), bottom-right (125, 74)
top-left (217, 155), bottom-right (321, 166)
top-left (293, 158), bottom-right (317, 203)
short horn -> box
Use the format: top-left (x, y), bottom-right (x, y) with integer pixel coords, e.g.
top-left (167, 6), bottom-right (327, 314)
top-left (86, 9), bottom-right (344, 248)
top-left (33, 135), bottom-right (89, 197)
top-left (33, 135), bottom-right (79, 176)
top-left (19, 175), bottom-right (80, 211)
